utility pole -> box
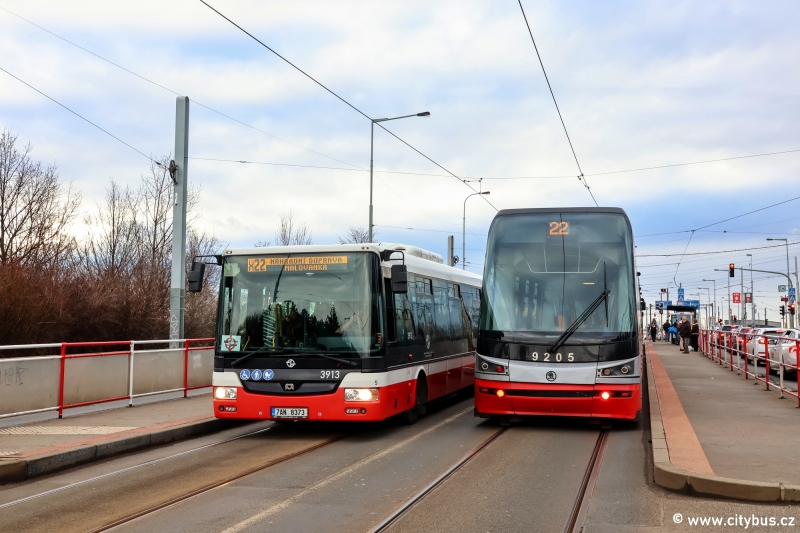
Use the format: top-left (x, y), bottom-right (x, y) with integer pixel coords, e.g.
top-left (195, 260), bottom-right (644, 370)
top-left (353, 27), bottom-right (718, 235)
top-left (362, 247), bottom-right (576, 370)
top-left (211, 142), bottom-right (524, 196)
top-left (740, 267), bottom-right (744, 323)
top-left (447, 235), bottom-right (455, 267)
top-left (170, 96), bottom-right (189, 347)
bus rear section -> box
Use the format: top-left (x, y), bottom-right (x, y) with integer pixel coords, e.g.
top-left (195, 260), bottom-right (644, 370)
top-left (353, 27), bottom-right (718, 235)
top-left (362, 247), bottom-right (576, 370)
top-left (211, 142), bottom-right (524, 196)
top-left (204, 244), bottom-right (481, 422)
top-left (474, 208), bottom-right (641, 421)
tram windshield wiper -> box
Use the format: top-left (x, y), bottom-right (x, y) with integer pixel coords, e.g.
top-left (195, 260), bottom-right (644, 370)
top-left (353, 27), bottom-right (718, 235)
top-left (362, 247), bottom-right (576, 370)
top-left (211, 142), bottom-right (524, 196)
top-left (290, 351), bottom-right (359, 367)
top-left (230, 346), bottom-right (285, 367)
top-left (548, 263), bottom-right (611, 354)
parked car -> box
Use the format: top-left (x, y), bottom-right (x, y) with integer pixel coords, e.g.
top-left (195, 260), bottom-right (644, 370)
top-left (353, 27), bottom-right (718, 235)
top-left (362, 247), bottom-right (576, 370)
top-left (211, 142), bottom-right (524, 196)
top-left (734, 327), bottom-right (754, 356)
top-left (715, 324), bottom-right (738, 351)
top-left (768, 329), bottom-right (800, 376)
top-left (746, 328), bottom-right (785, 365)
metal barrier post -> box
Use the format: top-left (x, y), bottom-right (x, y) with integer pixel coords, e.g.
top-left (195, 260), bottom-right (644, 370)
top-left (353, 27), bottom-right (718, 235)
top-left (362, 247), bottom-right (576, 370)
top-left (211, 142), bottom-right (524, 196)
top-left (764, 335), bottom-right (770, 391)
top-left (183, 339), bottom-right (189, 398)
top-left (743, 336), bottom-right (749, 379)
top-left (128, 341), bottom-right (135, 407)
top-left (796, 339), bottom-right (800, 408)
top-left (729, 333), bottom-right (733, 371)
top-left (57, 343), bottom-right (66, 418)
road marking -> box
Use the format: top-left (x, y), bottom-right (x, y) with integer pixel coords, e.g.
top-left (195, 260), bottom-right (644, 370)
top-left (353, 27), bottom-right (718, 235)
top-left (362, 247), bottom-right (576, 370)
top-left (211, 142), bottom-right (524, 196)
top-left (219, 406), bottom-right (473, 533)
top-left (0, 426), bottom-right (137, 435)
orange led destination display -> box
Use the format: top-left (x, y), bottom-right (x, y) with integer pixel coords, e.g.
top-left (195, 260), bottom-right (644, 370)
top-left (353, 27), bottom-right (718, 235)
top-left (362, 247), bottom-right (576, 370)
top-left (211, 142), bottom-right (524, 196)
top-left (247, 256), bottom-right (348, 272)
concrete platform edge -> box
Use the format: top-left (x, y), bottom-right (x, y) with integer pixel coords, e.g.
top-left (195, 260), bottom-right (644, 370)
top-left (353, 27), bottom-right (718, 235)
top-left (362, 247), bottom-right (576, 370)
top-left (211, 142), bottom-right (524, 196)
top-left (646, 343), bottom-right (794, 503)
top-left (0, 417), bottom-right (232, 483)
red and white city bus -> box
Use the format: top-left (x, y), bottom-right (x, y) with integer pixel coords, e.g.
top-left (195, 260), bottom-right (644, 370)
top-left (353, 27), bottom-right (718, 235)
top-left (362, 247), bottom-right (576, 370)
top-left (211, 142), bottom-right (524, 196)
top-left (474, 208), bottom-right (642, 422)
top-left (194, 243), bottom-right (481, 423)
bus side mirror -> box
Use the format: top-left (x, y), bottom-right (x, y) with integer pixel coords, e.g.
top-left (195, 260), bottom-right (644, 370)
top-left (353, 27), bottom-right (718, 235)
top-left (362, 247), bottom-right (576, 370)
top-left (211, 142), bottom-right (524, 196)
top-left (391, 264), bottom-right (408, 294)
top-left (188, 261), bottom-right (206, 292)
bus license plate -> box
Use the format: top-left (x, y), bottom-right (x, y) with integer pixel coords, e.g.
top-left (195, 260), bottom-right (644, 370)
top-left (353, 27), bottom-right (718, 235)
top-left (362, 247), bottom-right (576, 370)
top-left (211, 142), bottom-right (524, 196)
top-left (271, 407), bottom-right (308, 419)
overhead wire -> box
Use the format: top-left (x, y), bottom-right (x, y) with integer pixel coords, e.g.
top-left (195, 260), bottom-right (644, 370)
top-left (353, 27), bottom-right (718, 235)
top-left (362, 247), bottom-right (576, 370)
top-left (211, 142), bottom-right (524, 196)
top-left (516, 0), bottom-right (597, 206)
top-left (197, 0), bottom-right (497, 212)
top-left (0, 67), bottom-right (158, 165)
top-left (0, 6), bottom-right (364, 171)
top-left (636, 240), bottom-right (799, 257)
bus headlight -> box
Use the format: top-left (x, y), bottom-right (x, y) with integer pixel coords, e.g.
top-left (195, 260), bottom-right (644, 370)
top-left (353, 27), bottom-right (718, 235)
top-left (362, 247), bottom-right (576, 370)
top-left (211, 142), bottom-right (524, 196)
top-left (344, 388), bottom-right (379, 402)
top-left (214, 387), bottom-right (237, 400)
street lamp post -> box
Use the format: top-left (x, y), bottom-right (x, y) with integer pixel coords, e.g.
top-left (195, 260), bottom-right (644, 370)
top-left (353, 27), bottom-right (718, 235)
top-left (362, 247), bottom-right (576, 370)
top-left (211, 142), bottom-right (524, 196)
top-left (702, 279), bottom-right (716, 324)
top-left (767, 238), bottom-right (794, 328)
top-left (746, 253), bottom-right (754, 327)
top-left (463, 191), bottom-right (490, 270)
top-left (698, 288), bottom-right (711, 328)
top-left (368, 111), bottom-right (430, 242)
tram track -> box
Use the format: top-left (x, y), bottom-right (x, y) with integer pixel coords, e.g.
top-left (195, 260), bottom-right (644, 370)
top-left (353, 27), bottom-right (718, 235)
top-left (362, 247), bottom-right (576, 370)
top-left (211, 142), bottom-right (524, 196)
top-left (563, 429), bottom-right (608, 533)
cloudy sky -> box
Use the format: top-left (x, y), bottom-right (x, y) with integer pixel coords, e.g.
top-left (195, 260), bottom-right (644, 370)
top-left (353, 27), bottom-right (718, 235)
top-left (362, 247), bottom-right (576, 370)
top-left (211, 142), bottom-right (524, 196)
top-left (1, 0), bottom-right (798, 322)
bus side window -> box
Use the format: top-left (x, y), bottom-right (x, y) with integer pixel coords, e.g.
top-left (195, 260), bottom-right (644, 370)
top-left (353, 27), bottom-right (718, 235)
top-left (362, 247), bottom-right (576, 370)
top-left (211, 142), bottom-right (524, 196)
top-left (433, 283), bottom-right (450, 341)
top-left (385, 279), bottom-right (397, 342)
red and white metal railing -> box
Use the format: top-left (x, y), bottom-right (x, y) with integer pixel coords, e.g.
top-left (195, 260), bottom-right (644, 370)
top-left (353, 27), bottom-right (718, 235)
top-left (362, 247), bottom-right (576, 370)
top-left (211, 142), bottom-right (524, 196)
top-left (0, 338), bottom-right (214, 420)
top-left (699, 329), bottom-right (800, 406)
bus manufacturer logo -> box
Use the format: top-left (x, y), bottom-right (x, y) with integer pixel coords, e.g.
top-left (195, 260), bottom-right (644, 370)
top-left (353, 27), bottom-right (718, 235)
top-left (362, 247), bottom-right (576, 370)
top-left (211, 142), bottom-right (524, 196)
top-left (284, 383), bottom-right (295, 391)
top-left (545, 371), bottom-right (557, 382)
top-left (286, 359), bottom-right (296, 368)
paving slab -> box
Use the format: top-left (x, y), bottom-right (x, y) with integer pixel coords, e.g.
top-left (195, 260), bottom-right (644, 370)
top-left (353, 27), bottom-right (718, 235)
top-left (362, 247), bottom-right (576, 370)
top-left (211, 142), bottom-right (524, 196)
top-left (0, 395), bottom-right (233, 482)
top-left (649, 342), bottom-right (800, 486)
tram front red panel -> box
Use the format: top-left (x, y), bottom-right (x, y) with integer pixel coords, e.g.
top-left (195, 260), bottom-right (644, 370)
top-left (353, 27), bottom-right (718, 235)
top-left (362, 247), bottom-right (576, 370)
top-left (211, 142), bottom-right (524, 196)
top-left (475, 379), bottom-right (640, 420)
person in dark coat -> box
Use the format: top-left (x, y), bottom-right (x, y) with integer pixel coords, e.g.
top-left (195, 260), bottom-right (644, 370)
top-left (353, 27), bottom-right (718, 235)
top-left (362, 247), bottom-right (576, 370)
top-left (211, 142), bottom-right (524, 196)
top-left (679, 317), bottom-right (691, 353)
top-left (649, 321), bottom-right (658, 342)
top-left (690, 319), bottom-right (700, 352)
top-left (662, 320), bottom-right (670, 342)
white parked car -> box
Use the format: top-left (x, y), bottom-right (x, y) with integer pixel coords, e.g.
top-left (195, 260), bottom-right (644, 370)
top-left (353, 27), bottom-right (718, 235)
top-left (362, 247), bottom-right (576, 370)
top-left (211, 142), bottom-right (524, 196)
top-left (768, 329), bottom-right (800, 376)
top-left (745, 328), bottom-right (784, 365)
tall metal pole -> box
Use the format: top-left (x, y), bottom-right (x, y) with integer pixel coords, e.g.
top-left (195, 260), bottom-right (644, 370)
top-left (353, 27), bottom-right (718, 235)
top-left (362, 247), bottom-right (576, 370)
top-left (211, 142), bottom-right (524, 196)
top-left (463, 191), bottom-right (489, 270)
top-left (727, 276), bottom-right (731, 323)
top-left (368, 120), bottom-right (374, 242)
top-left (747, 254), bottom-right (754, 327)
top-left (170, 96), bottom-right (189, 347)
top-left (785, 243), bottom-right (794, 328)
top-left (740, 267), bottom-right (744, 323)
top-left (704, 279), bottom-right (716, 325)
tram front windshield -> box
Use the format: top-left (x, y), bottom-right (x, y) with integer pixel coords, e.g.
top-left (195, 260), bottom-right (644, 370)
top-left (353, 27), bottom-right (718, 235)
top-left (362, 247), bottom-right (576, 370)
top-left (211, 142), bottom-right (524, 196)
top-left (480, 213), bottom-right (636, 344)
top-left (218, 253), bottom-right (384, 357)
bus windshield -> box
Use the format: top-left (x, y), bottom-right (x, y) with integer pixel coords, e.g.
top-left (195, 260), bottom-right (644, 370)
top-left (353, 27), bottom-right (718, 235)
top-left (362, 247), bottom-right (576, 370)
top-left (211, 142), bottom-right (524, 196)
top-left (218, 253), bottom-right (384, 357)
top-left (480, 212), bottom-right (636, 344)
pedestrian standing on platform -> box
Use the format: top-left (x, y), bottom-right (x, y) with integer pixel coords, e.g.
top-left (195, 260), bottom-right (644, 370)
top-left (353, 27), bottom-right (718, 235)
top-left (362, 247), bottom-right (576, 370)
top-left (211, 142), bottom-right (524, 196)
top-left (668, 323), bottom-right (678, 344)
top-left (649, 321), bottom-right (658, 342)
top-left (663, 320), bottom-right (670, 342)
top-left (679, 317), bottom-right (691, 353)
top-left (690, 319), bottom-right (699, 352)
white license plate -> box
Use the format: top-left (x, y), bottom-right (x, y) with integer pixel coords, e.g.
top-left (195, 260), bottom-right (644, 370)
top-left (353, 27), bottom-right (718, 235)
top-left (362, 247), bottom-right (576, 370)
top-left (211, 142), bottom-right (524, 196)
top-left (271, 407), bottom-right (308, 419)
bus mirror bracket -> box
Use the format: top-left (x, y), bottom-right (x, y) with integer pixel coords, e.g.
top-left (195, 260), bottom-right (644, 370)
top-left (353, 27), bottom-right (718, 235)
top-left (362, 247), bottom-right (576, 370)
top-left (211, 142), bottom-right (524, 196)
top-left (391, 264), bottom-right (408, 294)
top-left (187, 255), bottom-right (223, 293)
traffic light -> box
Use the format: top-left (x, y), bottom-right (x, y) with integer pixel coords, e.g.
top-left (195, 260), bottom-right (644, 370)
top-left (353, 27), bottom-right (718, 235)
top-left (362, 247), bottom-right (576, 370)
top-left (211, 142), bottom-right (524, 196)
top-left (660, 288), bottom-right (666, 293)
top-left (790, 303), bottom-right (796, 316)
top-left (780, 305), bottom-right (786, 317)
top-left (640, 298), bottom-right (646, 311)
top-left (733, 315), bottom-right (737, 321)
top-left (729, 263), bottom-right (735, 277)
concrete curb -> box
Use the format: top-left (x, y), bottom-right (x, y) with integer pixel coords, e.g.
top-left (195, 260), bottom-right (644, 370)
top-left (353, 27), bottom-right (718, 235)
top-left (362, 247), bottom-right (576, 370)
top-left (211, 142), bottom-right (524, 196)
top-left (0, 418), bottom-right (234, 483)
top-left (646, 345), bottom-right (800, 502)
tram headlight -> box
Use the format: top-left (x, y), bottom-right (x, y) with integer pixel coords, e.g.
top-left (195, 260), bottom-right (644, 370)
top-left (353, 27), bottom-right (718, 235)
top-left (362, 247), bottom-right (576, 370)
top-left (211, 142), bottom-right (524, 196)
top-left (597, 362), bottom-right (637, 377)
top-left (214, 387), bottom-right (237, 400)
top-left (344, 388), bottom-right (379, 402)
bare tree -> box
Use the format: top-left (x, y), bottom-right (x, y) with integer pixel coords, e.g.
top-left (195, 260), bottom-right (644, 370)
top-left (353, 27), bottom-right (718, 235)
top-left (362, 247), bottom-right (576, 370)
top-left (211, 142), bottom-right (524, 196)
top-left (337, 225), bottom-right (373, 244)
top-left (185, 229), bottom-right (225, 338)
top-left (0, 129), bottom-right (80, 266)
top-left (82, 180), bottom-right (138, 276)
top-left (254, 239), bottom-right (270, 247)
top-left (274, 210), bottom-right (312, 246)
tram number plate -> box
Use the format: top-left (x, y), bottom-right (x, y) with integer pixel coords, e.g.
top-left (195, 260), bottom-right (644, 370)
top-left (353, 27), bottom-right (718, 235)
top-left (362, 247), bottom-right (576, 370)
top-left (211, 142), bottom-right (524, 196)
top-left (271, 407), bottom-right (308, 418)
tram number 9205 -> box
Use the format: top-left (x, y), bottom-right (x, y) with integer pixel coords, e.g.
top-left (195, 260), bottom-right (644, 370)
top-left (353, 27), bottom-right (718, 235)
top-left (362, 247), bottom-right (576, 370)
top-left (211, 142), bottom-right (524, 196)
top-left (532, 352), bottom-right (574, 362)
top-left (320, 370), bottom-right (341, 379)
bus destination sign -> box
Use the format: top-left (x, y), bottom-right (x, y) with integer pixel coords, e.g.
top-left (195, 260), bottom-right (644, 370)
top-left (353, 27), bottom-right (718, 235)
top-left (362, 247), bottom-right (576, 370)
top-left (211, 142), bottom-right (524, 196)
top-left (247, 256), bottom-right (348, 273)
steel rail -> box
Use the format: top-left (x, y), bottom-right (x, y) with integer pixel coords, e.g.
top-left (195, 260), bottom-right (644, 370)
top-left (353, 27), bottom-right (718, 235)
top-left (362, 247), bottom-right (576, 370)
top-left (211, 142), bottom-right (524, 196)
top-left (0, 424), bottom-right (278, 511)
top-left (367, 427), bottom-right (508, 533)
top-left (564, 430), bottom-right (609, 533)
top-left (92, 435), bottom-right (346, 533)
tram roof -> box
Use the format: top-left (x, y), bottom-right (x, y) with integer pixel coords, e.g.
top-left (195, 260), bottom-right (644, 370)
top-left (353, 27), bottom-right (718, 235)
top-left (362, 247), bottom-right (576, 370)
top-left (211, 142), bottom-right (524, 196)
top-left (495, 207), bottom-right (628, 217)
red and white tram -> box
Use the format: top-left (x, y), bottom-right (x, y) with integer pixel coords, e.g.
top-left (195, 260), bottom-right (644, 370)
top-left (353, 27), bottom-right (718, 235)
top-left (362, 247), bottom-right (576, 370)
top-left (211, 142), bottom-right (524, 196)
top-left (194, 243), bottom-right (481, 423)
top-left (474, 208), bottom-right (642, 421)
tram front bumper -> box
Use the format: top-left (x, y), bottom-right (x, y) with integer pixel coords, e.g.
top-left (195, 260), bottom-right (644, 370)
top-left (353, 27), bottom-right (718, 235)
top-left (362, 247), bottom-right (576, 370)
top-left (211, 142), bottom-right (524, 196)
top-left (474, 379), bottom-right (640, 420)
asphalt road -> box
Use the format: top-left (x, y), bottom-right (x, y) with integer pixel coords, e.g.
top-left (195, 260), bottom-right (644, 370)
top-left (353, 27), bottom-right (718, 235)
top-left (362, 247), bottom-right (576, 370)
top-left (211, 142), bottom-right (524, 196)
top-left (2, 390), bottom-right (800, 533)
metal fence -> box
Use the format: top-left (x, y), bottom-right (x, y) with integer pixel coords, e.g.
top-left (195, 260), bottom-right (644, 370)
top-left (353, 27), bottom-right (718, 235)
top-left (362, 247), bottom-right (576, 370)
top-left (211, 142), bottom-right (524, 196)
top-left (699, 329), bottom-right (800, 406)
top-left (0, 338), bottom-right (214, 420)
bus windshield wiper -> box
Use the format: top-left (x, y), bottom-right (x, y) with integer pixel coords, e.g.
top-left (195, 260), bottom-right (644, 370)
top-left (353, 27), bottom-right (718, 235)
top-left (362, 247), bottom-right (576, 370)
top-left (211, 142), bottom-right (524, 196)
top-left (291, 351), bottom-right (358, 367)
top-left (548, 263), bottom-right (610, 354)
top-left (230, 346), bottom-right (285, 367)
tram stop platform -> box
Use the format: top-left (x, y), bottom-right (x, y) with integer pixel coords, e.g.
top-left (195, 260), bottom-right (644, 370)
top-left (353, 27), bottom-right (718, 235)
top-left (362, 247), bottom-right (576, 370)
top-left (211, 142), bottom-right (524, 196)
top-left (0, 395), bottom-right (232, 483)
top-left (646, 341), bottom-right (800, 502)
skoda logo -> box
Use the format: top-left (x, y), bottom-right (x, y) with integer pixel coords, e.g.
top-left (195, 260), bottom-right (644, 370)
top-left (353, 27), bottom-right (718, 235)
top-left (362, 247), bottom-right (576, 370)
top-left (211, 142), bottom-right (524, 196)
top-left (545, 371), bottom-right (557, 382)
top-left (286, 359), bottom-right (296, 368)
